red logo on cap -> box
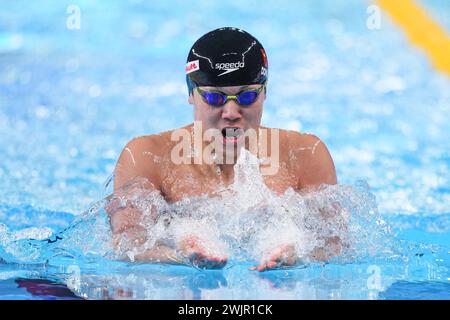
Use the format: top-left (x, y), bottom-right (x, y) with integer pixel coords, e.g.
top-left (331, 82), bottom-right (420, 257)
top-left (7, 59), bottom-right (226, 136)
top-left (186, 60), bottom-right (199, 74)
top-left (260, 48), bottom-right (268, 68)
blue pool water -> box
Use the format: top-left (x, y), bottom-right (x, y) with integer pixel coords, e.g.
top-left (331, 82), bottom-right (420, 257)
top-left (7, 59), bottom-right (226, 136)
top-left (0, 0), bottom-right (449, 299)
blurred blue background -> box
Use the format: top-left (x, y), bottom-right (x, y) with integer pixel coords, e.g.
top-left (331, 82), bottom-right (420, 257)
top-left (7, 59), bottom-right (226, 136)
top-left (1, 0), bottom-right (450, 300)
top-left (0, 0), bottom-right (449, 227)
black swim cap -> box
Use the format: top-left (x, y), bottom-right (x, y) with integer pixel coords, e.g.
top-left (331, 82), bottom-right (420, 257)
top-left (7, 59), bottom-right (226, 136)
top-left (185, 27), bottom-right (268, 94)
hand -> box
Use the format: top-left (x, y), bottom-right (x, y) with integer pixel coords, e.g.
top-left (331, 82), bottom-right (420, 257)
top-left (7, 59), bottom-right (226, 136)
top-left (178, 235), bottom-right (228, 270)
top-left (250, 243), bottom-right (298, 272)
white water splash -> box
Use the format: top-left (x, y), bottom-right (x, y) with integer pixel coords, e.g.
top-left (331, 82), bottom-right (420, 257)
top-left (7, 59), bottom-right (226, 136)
top-left (0, 149), bottom-right (399, 267)
top-left (110, 149), bottom-right (397, 266)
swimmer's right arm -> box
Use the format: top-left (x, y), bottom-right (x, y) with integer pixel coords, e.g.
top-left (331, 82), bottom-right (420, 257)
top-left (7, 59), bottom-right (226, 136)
top-left (106, 136), bottom-right (184, 264)
top-left (108, 136), bottom-right (227, 268)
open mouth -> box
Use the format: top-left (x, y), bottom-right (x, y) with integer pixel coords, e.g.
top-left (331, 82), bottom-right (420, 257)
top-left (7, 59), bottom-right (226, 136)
top-left (221, 127), bottom-right (243, 143)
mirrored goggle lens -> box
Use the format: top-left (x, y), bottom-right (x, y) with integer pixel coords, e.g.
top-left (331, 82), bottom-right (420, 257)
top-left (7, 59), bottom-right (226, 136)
top-left (237, 91), bottom-right (259, 105)
top-left (199, 87), bottom-right (262, 107)
top-left (203, 92), bottom-right (225, 106)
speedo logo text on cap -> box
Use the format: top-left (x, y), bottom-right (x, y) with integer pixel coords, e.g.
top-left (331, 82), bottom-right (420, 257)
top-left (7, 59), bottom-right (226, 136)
top-left (215, 61), bottom-right (245, 76)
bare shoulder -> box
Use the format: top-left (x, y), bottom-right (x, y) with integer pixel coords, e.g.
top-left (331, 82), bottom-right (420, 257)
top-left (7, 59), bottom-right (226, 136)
top-left (283, 130), bottom-right (337, 190)
top-left (283, 130), bottom-right (324, 152)
top-left (114, 125), bottom-right (193, 191)
top-left (114, 133), bottom-right (169, 191)
top-left (126, 132), bottom-right (171, 155)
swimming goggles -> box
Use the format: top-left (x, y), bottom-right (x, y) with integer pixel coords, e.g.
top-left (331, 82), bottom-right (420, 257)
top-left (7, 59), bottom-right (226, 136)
top-left (196, 84), bottom-right (266, 107)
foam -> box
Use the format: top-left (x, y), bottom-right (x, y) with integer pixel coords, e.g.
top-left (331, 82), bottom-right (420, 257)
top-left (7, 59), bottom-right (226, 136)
top-left (0, 149), bottom-right (401, 267)
top-left (109, 149), bottom-right (398, 267)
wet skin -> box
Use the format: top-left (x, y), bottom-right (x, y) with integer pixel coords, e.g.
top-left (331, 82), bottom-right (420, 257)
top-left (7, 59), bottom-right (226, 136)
top-left (108, 84), bottom-right (338, 271)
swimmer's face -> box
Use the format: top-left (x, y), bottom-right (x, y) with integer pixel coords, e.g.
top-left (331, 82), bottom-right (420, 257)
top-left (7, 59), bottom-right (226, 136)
top-left (188, 84), bottom-right (265, 139)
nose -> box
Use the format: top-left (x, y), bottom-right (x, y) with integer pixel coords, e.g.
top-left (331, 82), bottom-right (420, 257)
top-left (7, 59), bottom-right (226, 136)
top-left (221, 100), bottom-right (242, 122)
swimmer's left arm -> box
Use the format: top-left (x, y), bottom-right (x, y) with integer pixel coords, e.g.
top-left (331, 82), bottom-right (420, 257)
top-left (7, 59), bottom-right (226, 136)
top-left (294, 134), bottom-right (337, 190)
top-left (252, 202), bottom-right (348, 271)
top-left (253, 133), bottom-right (343, 271)
top-left (298, 136), bottom-right (348, 262)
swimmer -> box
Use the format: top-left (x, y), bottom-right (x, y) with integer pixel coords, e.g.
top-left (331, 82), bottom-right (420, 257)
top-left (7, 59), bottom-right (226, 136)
top-left (106, 27), bottom-right (339, 271)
